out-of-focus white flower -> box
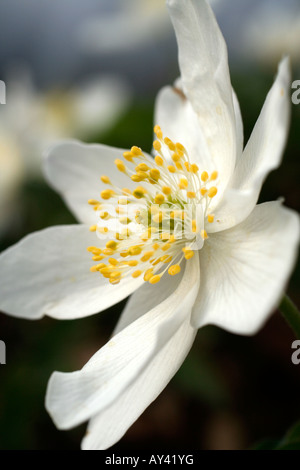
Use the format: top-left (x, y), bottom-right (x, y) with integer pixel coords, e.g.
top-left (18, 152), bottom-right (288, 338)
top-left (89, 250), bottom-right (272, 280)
top-left (0, 73), bottom-right (131, 233)
top-left (79, 0), bottom-right (219, 54)
top-left (0, 132), bottom-right (23, 236)
top-left (0, 0), bottom-right (299, 450)
top-left (243, 2), bottom-right (300, 67)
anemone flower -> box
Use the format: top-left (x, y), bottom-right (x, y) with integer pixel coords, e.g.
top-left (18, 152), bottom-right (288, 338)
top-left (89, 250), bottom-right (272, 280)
top-left (0, 0), bottom-right (299, 450)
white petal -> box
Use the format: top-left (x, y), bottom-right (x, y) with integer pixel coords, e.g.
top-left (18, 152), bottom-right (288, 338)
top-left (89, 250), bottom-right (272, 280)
top-left (82, 314), bottom-right (196, 450)
top-left (154, 84), bottom-right (212, 170)
top-left (43, 140), bottom-right (138, 225)
top-left (209, 57), bottom-right (291, 233)
top-left (0, 225), bottom-right (143, 320)
top-left (232, 88), bottom-right (244, 159)
top-left (192, 202), bottom-right (300, 335)
top-left (167, 0), bottom-right (236, 189)
top-left (233, 57), bottom-right (291, 192)
top-left (45, 256), bottom-right (200, 430)
top-left (113, 259), bottom-right (187, 335)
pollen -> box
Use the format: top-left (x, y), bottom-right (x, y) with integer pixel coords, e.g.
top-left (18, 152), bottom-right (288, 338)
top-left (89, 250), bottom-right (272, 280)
top-left (87, 125), bottom-right (220, 286)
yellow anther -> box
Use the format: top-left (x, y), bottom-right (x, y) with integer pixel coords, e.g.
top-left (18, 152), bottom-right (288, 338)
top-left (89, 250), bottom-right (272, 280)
top-left (208, 186), bottom-right (218, 198)
top-left (168, 165), bottom-right (176, 173)
top-left (135, 171), bottom-right (148, 180)
top-left (201, 171), bottom-right (209, 182)
top-left (101, 189), bottom-right (114, 200)
top-left (133, 186), bottom-right (147, 199)
top-left (200, 188), bottom-right (207, 196)
top-left (152, 243), bottom-right (160, 250)
top-left (132, 270), bottom-right (142, 278)
top-left (154, 193), bottom-right (165, 204)
top-left (160, 232), bottom-right (170, 241)
top-left (87, 246), bottom-right (101, 253)
top-left (131, 146), bottom-right (143, 156)
top-left (128, 260), bottom-right (139, 267)
top-left (99, 267), bottom-right (113, 275)
top-left (136, 163), bottom-right (149, 172)
top-left (129, 246), bottom-right (142, 256)
top-left (162, 243), bottom-right (171, 252)
top-left (92, 255), bottom-right (104, 261)
top-left (187, 191), bottom-right (196, 198)
top-left (118, 197), bottom-right (129, 205)
top-left (106, 240), bottom-right (117, 250)
top-left (201, 229), bottom-right (208, 240)
top-left (95, 263), bottom-right (106, 270)
top-left (191, 164), bottom-right (199, 173)
top-left (93, 205), bottom-right (101, 211)
top-left (144, 269), bottom-right (154, 281)
top-left (155, 155), bottom-right (164, 166)
top-left (154, 125), bottom-right (163, 139)
top-left (171, 153), bottom-right (181, 163)
top-left (100, 211), bottom-right (109, 219)
top-left (175, 142), bottom-right (185, 153)
top-left (192, 220), bottom-right (197, 233)
top-left (123, 151), bottom-right (133, 162)
top-left (176, 162), bottom-right (183, 170)
top-left (150, 168), bottom-right (160, 181)
top-left (153, 140), bottom-right (162, 151)
top-left (207, 214), bottom-right (214, 223)
top-left (110, 271), bottom-right (122, 280)
top-left (131, 174), bottom-right (142, 182)
top-left (163, 137), bottom-right (175, 151)
top-left (184, 250), bottom-right (194, 260)
top-left (109, 278), bottom-right (120, 285)
top-left (119, 216), bottom-right (131, 225)
top-left (178, 178), bottom-right (188, 189)
top-left (184, 162), bottom-right (190, 172)
top-left (168, 264), bottom-right (181, 276)
top-left (100, 175), bottom-right (111, 184)
top-left (97, 226), bottom-right (109, 234)
top-left (120, 251), bottom-right (129, 258)
top-left (90, 266), bottom-right (98, 272)
top-left (102, 248), bottom-right (114, 256)
top-left (149, 274), bottom-right (161, 285)
top-left (169, 234), bottom-right (176, 243)
top-left (88, 199), bottom-right (101, 205)
top-left (114, 159), bottom-right (126, 172)
top-left (153, 212), bottom-right (164, 223)
top-left (162, 186), bottom-right (172, 196)
top-left (210, 171), bottom-right (218, 181)
top-left (141, 251), bottom-right (154, 262)
top-left (89, 225), bottom-right (97, 232)
top-left (122, 188), bottom-right (132, 195)
top-left (108, 258), bottom-right (118, 266)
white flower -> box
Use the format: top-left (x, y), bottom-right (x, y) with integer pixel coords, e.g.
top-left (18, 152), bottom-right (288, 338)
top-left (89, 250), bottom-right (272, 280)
top-left (0, 0), bottom-right (299, 450)
top-left (0, 73), bottom-right (131, 233)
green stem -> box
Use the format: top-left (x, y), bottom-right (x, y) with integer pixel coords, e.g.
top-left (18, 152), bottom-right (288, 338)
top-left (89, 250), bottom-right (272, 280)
top-left (279, 295), bottom-right (300, 339)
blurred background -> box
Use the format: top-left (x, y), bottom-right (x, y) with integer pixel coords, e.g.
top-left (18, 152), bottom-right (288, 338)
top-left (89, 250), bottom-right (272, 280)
top-left (0, 0), bottom-right (299, 450)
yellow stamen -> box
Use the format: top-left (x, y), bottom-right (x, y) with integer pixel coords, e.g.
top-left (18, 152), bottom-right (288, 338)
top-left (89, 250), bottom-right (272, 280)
top-left (168, 264), bottom-right (181, 276)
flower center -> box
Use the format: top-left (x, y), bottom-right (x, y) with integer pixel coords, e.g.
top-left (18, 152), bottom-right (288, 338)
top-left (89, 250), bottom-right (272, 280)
top-left (87, 125), bottom-right (219, 285)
